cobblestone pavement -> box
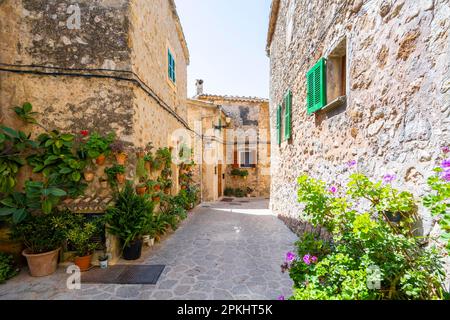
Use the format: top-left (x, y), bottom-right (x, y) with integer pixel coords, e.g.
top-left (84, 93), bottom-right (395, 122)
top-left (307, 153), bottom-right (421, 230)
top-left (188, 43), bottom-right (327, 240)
top-left (0, 198), bottom-right (297, 300)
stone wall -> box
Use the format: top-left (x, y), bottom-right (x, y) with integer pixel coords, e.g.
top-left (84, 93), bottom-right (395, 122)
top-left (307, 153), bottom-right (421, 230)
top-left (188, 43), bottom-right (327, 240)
top-left (268, 0), bottom-right (449, 244)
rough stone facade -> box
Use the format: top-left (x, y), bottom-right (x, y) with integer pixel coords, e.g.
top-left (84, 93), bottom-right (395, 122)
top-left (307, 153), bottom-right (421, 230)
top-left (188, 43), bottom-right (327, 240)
top-left (195, 94), bottom-right (271, 198)
top-left (267, 0), bottom-right (449, 259)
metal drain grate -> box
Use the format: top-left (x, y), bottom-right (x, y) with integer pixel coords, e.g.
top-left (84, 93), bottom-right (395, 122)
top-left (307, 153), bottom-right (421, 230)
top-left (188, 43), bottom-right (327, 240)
top-left (82, 265), bottom-right (165, 285)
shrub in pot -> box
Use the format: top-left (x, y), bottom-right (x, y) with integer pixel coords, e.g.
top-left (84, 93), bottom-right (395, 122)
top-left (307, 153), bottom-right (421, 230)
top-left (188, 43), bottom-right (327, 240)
top-left (84, 132), bottom-right (115, 165)
top-left (11, 212), bottom-right (71, 277)
top-left (66, 216), bottom-right (100, 272)
top-left (105, 182), bottom-right (154, 260)
top-left (105, 164), bottom-right (126, 186)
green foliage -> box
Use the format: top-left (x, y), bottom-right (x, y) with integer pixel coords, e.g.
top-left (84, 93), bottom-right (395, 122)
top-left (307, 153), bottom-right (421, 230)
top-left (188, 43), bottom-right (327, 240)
top-left (104, 164), bottom-right (125, 188)
top-left (231, 168), bottom-right (249, 177)
top-left (66, 216), bottom-right (101, 257)
top-left (224, 187), bottom-right (234, 197)
top-left (0, 253), bottom-right (18, 284)
top-left (26, 130), bottom-right (87, 197)
top-left (156, 147), bottom-right (172, 168)
top-left (105, 182), bottom-right (154, 248)
top-left (423, 156), bottom-right (450, 254)
top-left (13, 102), bottom-right (39, 125)
top-left (84, 132), bottom-right (115, 159)
top-left (135, 157), bottom-right (147, 182)
top-left (11, 211), bottom-right (73, 254)
top-left (0, 125), bottom-right (36, 194)
top-left (288, 173), bottom-right (446, 300)
top-left (234, 188), bottom-right (246, 198)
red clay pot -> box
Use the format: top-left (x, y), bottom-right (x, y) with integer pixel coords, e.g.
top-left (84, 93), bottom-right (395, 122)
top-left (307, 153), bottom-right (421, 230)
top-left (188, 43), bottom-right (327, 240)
top-left (74, 254), bottom-right (92, 272)
top-left (22, 248), bottom-right (60, 277)
top-left (136, 186), bottom-right (147, 195)
top-left (116, 173), bottom-right (126, 184)
top-left (96, 154), bottom-right (106, 165)
top-left (116, 153), bottom-right (127, 165)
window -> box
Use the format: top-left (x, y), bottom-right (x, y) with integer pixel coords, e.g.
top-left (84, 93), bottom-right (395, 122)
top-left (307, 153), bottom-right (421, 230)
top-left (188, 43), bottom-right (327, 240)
top-left (239, 149), bottom-right (256, 168)
top-left (168, 49), bottom-right (176, 83)
top-left (277, 90), bottom-right (292, 146)
top-left (307, 58), bottom-right (327, 114)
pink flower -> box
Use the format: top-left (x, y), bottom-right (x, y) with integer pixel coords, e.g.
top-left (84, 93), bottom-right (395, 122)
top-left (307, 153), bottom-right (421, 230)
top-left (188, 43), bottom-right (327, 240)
top-left (329, 186), bottom-right (337, 194)
top-left (383, 174), bottom-right (396, 184)
top-left (277, 295), bottom-right (285, 301)
top-left (442, 146), bottom-right (450, 154)
top-left (303, 254), bottom-right (311, 265)
top-left (80, 130), bottom-right (89, 137)
top-left (285, 252), bottom-right (296, 263)
top-left (311, 256), bottom-right (318, 264)
top-left (441, 169), bottom-right (450, 182)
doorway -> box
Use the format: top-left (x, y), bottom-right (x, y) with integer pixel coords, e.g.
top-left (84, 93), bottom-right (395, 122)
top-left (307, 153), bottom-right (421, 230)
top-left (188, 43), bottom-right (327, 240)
top-left (218, 164), bottom-right (223, 198)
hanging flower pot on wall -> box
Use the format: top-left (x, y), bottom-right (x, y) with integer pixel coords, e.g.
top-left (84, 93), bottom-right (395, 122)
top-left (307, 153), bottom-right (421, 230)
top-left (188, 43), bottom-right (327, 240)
top-left (96, 154), bottom-right (106, 166)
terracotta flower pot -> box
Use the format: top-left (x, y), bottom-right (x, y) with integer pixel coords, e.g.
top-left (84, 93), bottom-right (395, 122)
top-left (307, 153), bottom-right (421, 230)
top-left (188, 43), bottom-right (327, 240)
top-left (116, 153), bottom-right (128, 165)
top-left (164, 187), bottom-right (171, 194)
top-left (181, 185), bottom-right (187, 190)
top-left (136, 186), bottom-right (147, 195)
top-left (96, 154), bottom-right (106, 165)
top-left (144, 161), bottom-right (151, 172)
top-left (74, 254), bottom-right (93, 272)
top-left (136, 151), bottom-right (145, 158)
top-left (153, 196), bottom-right (160, 203)
top-left (116, 173), bottom-right (126, 184)
top-left (154, 185), bottom-right (161, 192)
top-left (84, 171), bottom-right (95, 182)
top-left (22, 248), bottom-right (60, 277)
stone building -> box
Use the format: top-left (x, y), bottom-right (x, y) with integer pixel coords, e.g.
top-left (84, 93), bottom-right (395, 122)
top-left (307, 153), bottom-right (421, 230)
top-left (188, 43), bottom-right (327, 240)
top-left (266, 0), bottom-right (449, 238)
top-left (0, 0), bottom-right (191, 263)
top-left (190, 81), bottom-right (271, 199)
top-left (0, 0), bottom-right (191, 191)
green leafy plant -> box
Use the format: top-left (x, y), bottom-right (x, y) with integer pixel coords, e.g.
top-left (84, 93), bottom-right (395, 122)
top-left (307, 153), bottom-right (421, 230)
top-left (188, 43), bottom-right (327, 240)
top-left (423, 149), bottom-right (450, 254)
top-left (84, 132), bottom-right (115, 159)
top-left (224, 187), bottom-right (234, 197)
top-left (11, 211), bottom-right (72, 254)
top-left (0, 253), bottom-right (18, 284)
top-left (0, 126), bottom-right (36, 193)
top-left (286, 173), bottom-right (446, 300)
top-left (13, 102), bottom-right (39, 125)
top-left (156, 147), bottom-right (172, 168)
top-left (104, 164), bottom-right (125, 188)
top-left (66, 216), bottom-right (101, 257)
top-left (234, 188), bottom-right (246, 198)
top-left (231, 168), bottom-right (249, 177)
top-left (135, 157), bottom-right (148, 181)
top-left (105, 182), bottom-right (154, 249)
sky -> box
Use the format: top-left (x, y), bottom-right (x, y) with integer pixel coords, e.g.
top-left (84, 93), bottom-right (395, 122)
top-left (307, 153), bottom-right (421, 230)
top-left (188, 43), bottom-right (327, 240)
top-left (175, 0), bottom-right (272, 99)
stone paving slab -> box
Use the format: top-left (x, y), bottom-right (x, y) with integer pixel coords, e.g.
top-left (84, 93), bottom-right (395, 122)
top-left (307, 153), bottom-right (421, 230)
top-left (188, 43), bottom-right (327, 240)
top-left (0, 198), bottom-right (297, 300)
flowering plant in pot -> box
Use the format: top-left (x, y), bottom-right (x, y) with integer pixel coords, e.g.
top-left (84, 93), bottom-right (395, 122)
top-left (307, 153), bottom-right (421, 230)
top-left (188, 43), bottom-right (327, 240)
top-left (10, 211), bottom-right (71, 277)
top-left (105, 182), bottom-right (154, 260)
top-left (105, 164), bottom-right (126, 186)
top-left (66, 216), bottom-right (100, 272)
top-left (110, 140), bottom-right (128, 165)
top-left (84, 132), bottom-right (115, 165)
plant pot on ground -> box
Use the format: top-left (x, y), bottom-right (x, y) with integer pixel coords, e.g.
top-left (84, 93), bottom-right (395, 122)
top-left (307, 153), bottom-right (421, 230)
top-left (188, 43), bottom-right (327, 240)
top-left (66, 216), bottom-right (101, 272)
top-left (105, 182), bottom-right (154, 261)
top-left (11, 212), bottom-right (72, 277)
top-left (98, 255), bottom-right (108, 269)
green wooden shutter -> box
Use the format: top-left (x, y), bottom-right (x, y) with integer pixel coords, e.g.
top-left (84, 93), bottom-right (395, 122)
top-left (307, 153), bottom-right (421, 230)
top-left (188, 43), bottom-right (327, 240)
top-left (172, 57), bottom-right (176, 83)
top-left (168, 49), bottom-right (176, 83)
top-left (276, 105), bottom-right (281, 146)
top-left (284, 90), bottom-right (292, 140)
top-left (307, 58), bottom-right (327, 114)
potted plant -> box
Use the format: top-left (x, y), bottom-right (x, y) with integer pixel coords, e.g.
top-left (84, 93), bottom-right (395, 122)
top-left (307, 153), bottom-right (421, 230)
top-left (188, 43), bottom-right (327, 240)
top-left (66, 219), bottom-right (99, 272)
top-left (11, 212), bottom-right (70, 277)
top-left (135, 147), bottom-right (145, 159)
top-left (110, 140), bottom-right (128, 165)
top-left (152, 191), bottom-right (162, 203)
top-left (164, 180), bottom-right (173, 194)
top-left (144, 154), bottom-right (153, 172)
top-left (105, 182), bottom-right (154, 260)
top-left (105, 164), bottom-right (126, 185)
top-left (99, 176), bottom-right (108, 188)
top-left (85, 132), bottom-right (115, 165)
top-left (83, 164), bottom-right (95, 182)
top-left (98, 254), bottom-right (109, 269)
top-left (136, 179), bottom-right (148, 196)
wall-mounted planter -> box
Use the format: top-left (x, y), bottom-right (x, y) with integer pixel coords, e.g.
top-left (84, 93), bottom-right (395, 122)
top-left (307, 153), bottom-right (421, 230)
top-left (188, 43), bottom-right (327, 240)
top-left (96, 154), bottom-right (106, 166)
top-left (115, 153), bottom-right (128, 165)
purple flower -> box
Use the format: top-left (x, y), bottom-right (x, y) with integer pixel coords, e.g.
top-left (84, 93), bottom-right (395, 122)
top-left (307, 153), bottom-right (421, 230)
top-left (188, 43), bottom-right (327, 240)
top-left (311, 256), bottom-right (318, 264)
top-left (441, 169), bottom-right (450, 182)
top-left (285, 252), bottom-right (296, 263)
top-left (441, 159), bottom-right (450, 169)
top-left (383, 174), bottom-right (396, 184)
top-left (303, 254), bottom-right (311, 265)
top-left (442, 146), bottom-right (450, 154)
top-left (277, 295), bottom-right (285, 301)
top-left (329, 186), bottom-right (337, 194)
top-left (347, 160), bottom-right (357, 167)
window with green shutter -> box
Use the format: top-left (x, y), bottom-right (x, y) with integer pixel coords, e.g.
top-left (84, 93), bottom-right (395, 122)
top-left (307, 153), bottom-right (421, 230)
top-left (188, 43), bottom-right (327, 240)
top-left (168, 49), bottom-right (176, 83)
top-left (277, 105), bottom-right (282, 146)
top-left (284, 90), bottom-right (292, 140)
top-left (307, 58), bottom-right (327, 114)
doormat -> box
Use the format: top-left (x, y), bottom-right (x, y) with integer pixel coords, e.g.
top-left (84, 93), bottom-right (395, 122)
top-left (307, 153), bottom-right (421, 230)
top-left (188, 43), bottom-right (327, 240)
top-left (81, 265), bottom-right (165, 285)
top-left (221, 198), bottom-right (234, 202)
